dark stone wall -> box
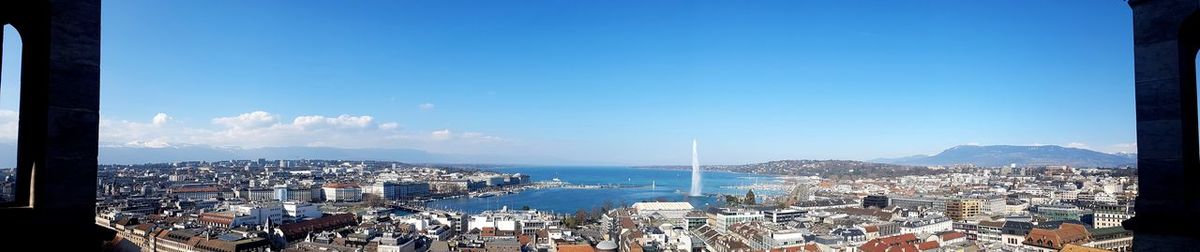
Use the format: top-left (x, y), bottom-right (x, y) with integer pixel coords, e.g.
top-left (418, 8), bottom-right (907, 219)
top-left (0, 0), bottom-right (101, 250)
top-left (1128, 0), bottom-right (1200, 250)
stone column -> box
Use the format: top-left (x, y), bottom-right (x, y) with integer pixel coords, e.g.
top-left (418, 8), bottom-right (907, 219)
top-left (0, 0), bottom-right (100, 249)
top-left (1128, 0), bottom-right (1200, 250)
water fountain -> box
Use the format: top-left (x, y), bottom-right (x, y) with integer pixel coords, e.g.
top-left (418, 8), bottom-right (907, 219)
top-left (690, 139), bottom-right (702, 197)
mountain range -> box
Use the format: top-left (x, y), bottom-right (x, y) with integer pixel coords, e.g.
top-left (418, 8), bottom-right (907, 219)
top-left (646, 159), bottom-right (940, 177)
top-left (872, 145), bottom-right (1136, 168)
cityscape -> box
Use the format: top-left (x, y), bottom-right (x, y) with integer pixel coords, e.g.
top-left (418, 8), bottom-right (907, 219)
top-left (83, 142), bottom-right (1137, 252)
top-left (1, 0), bottom-right (1186, 251)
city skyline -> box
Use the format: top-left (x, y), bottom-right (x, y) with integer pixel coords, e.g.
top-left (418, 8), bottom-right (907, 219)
top-left (4, 1), bottom-right (1139, 165)
top-left (1, 0), bottom-right (1159, 251)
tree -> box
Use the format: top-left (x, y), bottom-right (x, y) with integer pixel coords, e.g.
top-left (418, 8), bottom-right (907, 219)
top-left (575, 209), bottom-right (590, 226)
top-left (591, 206), bottom-right (606, 220)
top-left (521, 205), bottom-right (531, 211)
top-left (362, 193), bottom-right (386, 208)
top-left (562, 216), bottom-right (578, 228)
top-left (724, 195), bottom-right (741, 206)
top-left (745, 190), bottom-right (756, 205)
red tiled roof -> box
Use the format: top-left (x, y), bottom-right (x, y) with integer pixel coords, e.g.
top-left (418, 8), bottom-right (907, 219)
top-left (278, 214), bottom-right (356, 241)
top-left (861, 234), bottom-right (921, 252)
top-left (917, 241), bottom-right (939, 250)
top-left (885, 244), bottom-right (920, 252)
top-left (939, 231), bottom-right (966, 241)
top-left (134, 223), bottom-right (156, 232)
top-left (557, 244), bottom-right (594, 252)
top-left (199, 212), bottom-right (235, 226)
top-left (1024, 223), bottom-right (1090, 249)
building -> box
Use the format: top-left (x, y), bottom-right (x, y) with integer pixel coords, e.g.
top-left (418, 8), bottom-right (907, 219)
top-left (286, 186), bottom-right (318, 202)
top-left (945, 198), bottom-right (983, 221)
top-left (466, 209), bottom-right (558, 237)
top-left (283, 201), bottom-right (322, 220)
top-left (859, 233), bottom-right (922, 252)
top-left (154, 229), bottom-right (270, 252)
top-left (1086, 227), bottom-right (1133, 252)
top-left (198, 204), bottom-right (284, 228)
top-left (1092, 204), bottom-right (1133, 229)
top-left (896, 215), bottom-right (952, 235)
top-left (890, 196), bottom-right (946, 212)
top-left (506, 173), bottom-right (530, 185)
top-left (429, 180), bottom-right (484, 194)
top-left (273, 185), bottom-right (289, 201)
top-left (977, 220), bottom-right (1006, 245)
top-left (1035, 204), bottom-right (1091, 222)
top-left (632, 202), bottom-right (695, 221)
top-left (725, 221), bottom-right (807, 250)
top-left (685, 211), bottom-right (708, 230)
top-left (981, 195), bottom-right (1007, 214)
top-left (322, 183), bottom-right (362, 202)
top-left (1001, 221), bottom-right (1034, 249)
top-left (1023, 223), bottom-right (1090, 252)
top-left (706, 208), bottom-right (765, 232)
top-left (239, 187), bottom-right (274, 202)
top-left (791, 198), bottom-right (858, 211)
top-left (381, 181), bottom-right (432, 200)
top-left (169, 186), bottom-right (228, 200)
top-left (761, 208), bottom-right (806, 224)
top-left (863, 195), bottom-right (890, 209)
top-left (274, 214), bottom-right (359, 245)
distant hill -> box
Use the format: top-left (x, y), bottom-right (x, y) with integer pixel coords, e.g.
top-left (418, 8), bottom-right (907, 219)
top-left (645, 159), bottom-right (941, 177)
top-left (872, 145), bottom-right (1137, 168)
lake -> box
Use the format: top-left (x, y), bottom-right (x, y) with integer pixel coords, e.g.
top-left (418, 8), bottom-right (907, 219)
top-left (426, 166), bottom-right (782, 214)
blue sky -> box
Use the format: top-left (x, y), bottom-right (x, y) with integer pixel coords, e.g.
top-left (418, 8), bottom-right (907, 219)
top-left (3, 1), bottom-right (1138, 165)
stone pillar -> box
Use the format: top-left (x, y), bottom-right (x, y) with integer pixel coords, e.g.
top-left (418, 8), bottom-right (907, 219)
top-left (1128, 0), bottom-right (1200, 250)
top-left (0, 0), bottom-right (100, 249)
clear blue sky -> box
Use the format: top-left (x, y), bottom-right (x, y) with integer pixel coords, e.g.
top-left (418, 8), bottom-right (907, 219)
top-left (4, 1), bottom-right (1139, 165)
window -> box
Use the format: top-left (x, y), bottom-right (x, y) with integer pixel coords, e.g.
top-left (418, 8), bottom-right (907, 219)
top-left (0, 24), bottom-right (20, 204)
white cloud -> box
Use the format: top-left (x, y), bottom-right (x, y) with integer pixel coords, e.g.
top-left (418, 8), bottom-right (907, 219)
top-left (0, 110), bottom-right (16, 136)
top-left (462, 131), bottom-right (503, 142)
top-left (152, 113), bottom-right (172, 126)
top-left (1109, 143), bottom-right (1137, 153)
top-left (418, 103), bottom-right (435, 111)
top-left (212, 111), bottom-right (277, 129)
top-left (125, 137), bottom-right (171, 148)
top-left (96, 111), bottom-right (511, 153)
top-left (379, 122), bottom-right (399, 130)
top-left (431, 129), bottom-right (452, 140)
top-left (0, 110), bottom-right (17, 142)
top-left (292, 115), bottom-right (373, 129)
top-left (1065, 142), bottom-right (1088, 149)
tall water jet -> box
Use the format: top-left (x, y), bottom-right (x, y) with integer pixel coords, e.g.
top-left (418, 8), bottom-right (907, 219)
top-left (690, 139), bottom-right (702, 196)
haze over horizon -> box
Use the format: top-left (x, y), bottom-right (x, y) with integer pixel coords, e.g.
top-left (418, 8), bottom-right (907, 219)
top-left (3, 1), bottom-right (1138, 165)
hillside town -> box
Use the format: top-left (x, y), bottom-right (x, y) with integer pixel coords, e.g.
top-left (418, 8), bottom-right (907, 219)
top-left (93, 159), bottom-right (1135, 252)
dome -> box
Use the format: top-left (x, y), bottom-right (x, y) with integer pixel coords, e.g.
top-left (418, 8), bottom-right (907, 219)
top-left (596, 241), bottom-right (618, 250)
